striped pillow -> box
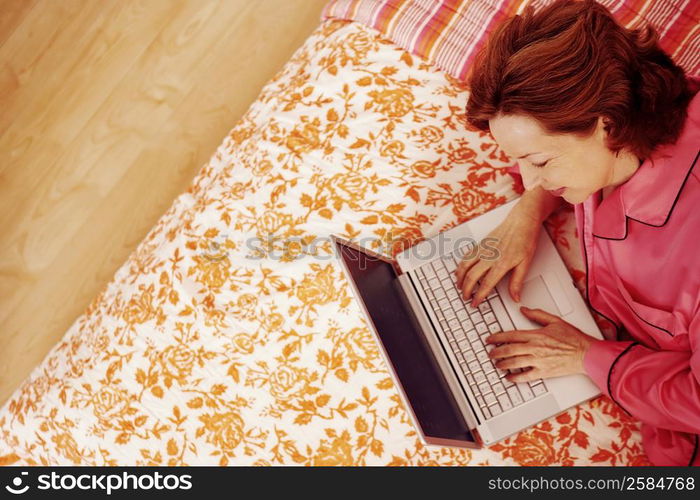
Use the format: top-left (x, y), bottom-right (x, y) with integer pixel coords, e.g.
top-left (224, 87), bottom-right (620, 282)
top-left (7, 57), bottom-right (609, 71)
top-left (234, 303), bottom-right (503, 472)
top-left (321, 0), bottom-right (700, 81)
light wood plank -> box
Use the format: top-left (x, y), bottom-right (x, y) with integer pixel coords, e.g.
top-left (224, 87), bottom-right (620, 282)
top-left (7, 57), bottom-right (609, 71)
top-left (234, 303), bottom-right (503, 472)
top-left (0, 0), bottom-right (329, 406)
top-left (0, 0), bottom-right (38, 48)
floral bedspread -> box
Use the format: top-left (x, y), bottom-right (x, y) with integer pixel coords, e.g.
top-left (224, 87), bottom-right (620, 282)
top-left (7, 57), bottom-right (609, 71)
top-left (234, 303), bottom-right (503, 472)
top-left (0, 20), bottom-right (647, 466)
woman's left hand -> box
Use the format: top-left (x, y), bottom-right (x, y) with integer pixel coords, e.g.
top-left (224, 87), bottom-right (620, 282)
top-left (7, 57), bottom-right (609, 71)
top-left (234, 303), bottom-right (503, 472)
top-left (485, 306), bottom-right (598, 383)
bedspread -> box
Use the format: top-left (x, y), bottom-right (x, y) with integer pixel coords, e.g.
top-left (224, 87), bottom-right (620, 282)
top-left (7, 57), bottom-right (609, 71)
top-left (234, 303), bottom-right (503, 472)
top-left (0, 19), bottom-right (649, 466)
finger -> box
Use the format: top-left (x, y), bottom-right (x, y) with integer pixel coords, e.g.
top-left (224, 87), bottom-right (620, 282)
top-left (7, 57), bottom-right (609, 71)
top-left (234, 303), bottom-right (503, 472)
top-left (455, 263), bottom-right (469, 287)
top-left (507, 366), bottom-right (543, 384)
top-left (520, 306), bottom-right (561, 325)
top-left (470, 265), bottom-right (506, 307)
top-left (488, 343), bottom-right (531, 360)
top-left (455, 253), bottom-right (481, 287)
top-left (493, 355), bottom-right (536, 371)
top-left (509, 260), bottom-right (528, 303)
top-left (484, 331), bottom-right (530, 344)
top-left (459, 260), bottom-right (490, 300)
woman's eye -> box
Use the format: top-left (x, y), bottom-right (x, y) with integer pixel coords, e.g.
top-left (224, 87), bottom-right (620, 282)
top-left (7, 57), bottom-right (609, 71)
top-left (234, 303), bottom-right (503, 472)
top-left (532, 160), bottom-right (548, 168)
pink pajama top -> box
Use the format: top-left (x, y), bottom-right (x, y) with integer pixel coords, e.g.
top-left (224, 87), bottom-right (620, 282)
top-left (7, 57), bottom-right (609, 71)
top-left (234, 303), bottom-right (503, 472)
top-left (509, 75), bottom-right (700, 466)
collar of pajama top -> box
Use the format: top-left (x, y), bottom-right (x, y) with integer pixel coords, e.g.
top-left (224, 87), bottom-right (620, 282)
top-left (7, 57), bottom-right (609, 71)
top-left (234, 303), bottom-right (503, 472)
top-left (575, 74), bottom-right (700, 466)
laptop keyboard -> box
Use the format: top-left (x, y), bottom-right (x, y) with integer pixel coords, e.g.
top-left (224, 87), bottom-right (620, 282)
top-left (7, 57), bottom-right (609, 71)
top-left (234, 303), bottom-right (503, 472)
top-left (413, 243), bottom-right (549, 420)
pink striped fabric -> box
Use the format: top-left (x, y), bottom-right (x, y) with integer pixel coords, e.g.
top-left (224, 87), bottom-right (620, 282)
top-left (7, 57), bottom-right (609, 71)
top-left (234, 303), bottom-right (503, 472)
top-left (321, 0), bottom-right (700, 81)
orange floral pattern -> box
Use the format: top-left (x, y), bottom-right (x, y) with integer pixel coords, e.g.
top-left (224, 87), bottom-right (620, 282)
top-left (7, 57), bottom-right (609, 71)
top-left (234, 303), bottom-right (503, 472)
top-left (0, 20), bottom-right (646, 466)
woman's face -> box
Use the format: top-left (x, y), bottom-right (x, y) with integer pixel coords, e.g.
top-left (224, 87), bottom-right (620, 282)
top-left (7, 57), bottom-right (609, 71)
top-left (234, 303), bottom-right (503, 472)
top-left (489, 113), bottom-right (619, 204)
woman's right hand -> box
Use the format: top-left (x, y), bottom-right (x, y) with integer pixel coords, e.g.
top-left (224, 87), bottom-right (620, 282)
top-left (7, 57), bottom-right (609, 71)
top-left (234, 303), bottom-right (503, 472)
top-left (455, 201), bottom-right (543, 308)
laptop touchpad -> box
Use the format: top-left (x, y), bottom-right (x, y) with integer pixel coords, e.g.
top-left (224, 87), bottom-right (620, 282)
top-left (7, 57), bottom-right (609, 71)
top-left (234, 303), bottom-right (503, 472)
top-left (520, 275), bottom-right (560, 321)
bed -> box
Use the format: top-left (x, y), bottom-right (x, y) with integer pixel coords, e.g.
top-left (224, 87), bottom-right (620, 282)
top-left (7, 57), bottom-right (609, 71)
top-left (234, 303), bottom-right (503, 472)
top-left (1, 0), bottom-right (697, 466)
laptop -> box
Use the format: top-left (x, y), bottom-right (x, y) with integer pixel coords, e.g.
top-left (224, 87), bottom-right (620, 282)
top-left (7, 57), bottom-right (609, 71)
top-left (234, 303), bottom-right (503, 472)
top-left (332, 197), bottom-right (603, 448)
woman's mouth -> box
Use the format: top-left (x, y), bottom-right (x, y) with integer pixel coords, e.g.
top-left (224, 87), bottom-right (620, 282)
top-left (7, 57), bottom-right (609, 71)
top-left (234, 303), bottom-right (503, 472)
top-left (547, 186), bottom-right (566, 196)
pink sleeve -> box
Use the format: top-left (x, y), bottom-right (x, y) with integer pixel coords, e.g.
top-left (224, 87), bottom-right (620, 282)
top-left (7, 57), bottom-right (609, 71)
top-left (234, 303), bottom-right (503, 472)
top-left (583, 325), bottom-right (700, 434)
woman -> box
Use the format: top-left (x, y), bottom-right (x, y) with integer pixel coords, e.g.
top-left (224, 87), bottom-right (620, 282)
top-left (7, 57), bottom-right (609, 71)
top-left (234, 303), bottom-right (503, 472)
top-left (459, 0), bottom-right (699, 466)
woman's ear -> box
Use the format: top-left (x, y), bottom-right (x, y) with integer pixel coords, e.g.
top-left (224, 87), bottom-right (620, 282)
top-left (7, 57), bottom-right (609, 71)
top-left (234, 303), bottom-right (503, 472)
top-left (598, 116), bottom-right (612, 137)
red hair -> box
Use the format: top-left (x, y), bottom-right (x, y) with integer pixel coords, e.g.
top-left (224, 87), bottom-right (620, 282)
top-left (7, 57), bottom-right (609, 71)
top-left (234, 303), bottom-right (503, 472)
top-left (465, 0), bottom-right (695, 161)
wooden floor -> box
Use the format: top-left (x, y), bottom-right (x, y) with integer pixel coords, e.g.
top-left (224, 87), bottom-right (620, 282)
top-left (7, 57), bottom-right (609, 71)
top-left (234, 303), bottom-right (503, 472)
top-left (0, 0), bottom-right (329, 406)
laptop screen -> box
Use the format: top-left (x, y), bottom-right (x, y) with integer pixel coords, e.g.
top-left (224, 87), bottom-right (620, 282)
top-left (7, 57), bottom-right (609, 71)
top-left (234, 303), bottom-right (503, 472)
top-left (335, 239), bottom-right (475, 444)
